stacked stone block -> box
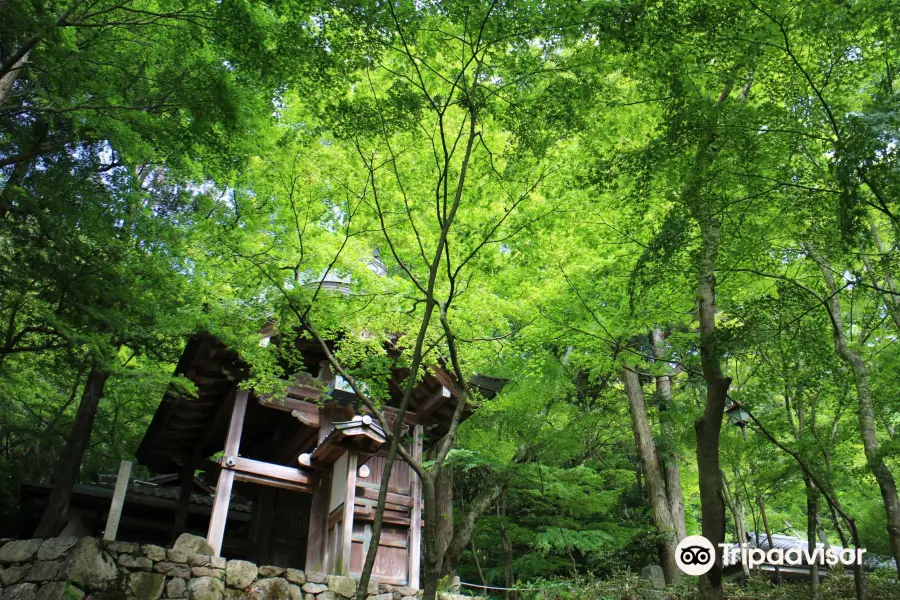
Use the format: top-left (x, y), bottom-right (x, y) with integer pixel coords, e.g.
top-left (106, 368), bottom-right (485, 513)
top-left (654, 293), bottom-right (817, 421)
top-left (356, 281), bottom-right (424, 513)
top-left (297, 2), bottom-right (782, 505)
top-left (0, 535), bottom-right (465, 600)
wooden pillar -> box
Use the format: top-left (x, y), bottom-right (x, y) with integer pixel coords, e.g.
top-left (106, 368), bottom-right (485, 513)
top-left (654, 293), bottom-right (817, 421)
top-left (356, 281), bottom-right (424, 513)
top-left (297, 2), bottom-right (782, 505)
top-left (172, 462), bottom-right (194, 542)
top-left (208, 388), bottom-right (249, 556)
top-left (305, 471), bottom-right (331, 572)
top-left (103, 460), bottom-right (132, 541)
top-left (408, 425), bottom-right (423, 589)
top-left (339, 452), bottom-right (358, 575)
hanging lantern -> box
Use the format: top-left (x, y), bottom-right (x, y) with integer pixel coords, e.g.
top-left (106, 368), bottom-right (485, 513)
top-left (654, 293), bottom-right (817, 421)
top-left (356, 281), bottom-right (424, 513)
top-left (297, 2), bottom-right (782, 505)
top-left (725, 402), bottom-right (750, 441)
top-left (327, 375), bottom-right (364, 406)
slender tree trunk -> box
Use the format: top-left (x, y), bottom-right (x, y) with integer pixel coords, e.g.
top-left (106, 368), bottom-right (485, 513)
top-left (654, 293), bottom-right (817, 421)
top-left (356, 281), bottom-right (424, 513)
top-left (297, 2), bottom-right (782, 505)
top-left (471, 540), bottom-right (487, 596)
top-left (720, 470), bottom-right (749, 578)
top-left (652, 328), bottom-right (687, 542)
top-left (623, 366), bottom-right (680, 584)
top-left (862, 218), bottom-right (900, 330)
top-left (422, 475), bottom-right (440, 600)
top-left (816, 254), bottom-right (900, 577)
top-left (827, 501), bottom-right (850, 549)
top-left (436, 464), bottom-right (454, 571)
top-left (497, 493), bottom-right (515, 600)
top-left (357, 89), bottom-right (480, 600)
top-left (692, 219), bottom-right (731, 599)
top-left (759, 495), bottom-right (782, 585)
top-left (34, 364), bottom-right (110, 537)
top-left (749, 406), bottom-right (868, 600)
top-left (679, 67), bottom-right (747, 600)
top-left (805, 480), bottom-right (820, 599)
top-left (441, 482), bottom-right (503, 578)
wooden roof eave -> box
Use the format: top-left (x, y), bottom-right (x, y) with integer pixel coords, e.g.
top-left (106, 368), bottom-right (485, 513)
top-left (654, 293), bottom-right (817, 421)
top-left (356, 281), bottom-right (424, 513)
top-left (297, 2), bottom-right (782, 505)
top-left (310, 418), bottom-right (386, 466)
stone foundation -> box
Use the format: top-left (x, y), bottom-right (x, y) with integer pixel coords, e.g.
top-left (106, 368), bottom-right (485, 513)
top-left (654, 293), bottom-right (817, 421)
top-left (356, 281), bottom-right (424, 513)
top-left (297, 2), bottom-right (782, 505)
top-left (0, 535), bottom-right (446, 600)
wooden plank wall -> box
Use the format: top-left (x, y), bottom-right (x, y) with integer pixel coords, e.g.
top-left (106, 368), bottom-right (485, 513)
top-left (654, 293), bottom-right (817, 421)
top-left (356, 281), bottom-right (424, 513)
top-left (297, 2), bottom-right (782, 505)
top-left (360, 455), bottom-right (410, 495)
top-left (350, 522), bottom-right (409, 583)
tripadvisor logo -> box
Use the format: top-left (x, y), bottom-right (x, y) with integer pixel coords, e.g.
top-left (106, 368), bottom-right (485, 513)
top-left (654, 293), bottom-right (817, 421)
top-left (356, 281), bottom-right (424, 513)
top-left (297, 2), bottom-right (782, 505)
top-left (675, 535), bottom-right (867, 576)
top-left (675, 536), bottom-right (716, 576)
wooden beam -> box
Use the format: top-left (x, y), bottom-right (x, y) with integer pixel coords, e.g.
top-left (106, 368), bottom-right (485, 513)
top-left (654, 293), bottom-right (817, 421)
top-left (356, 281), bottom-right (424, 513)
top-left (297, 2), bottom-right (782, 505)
top-left (102, 460), bottom-right (132, 541)
top-left (381, 406), bottom-right (417, 426)
top-left (355, 485), bottom-right (413, 508)
top-left (416, 386), bottom-right (452, 423)
top-left (258, 395), bottom-right (321, 425)
top-left (352, 531), bottom-right (408, 549)
top-left (430, 368), bottom-right (463, 397)
top-left (352, 506), bottom-right (411, 527)
top-left (339, 452), bottom-right (358, 576)
top-left (208, 388), bottom-right (248, 556)
top-left (292, 408), bottom-right (319, 428)
top-left (233, 472), bottom-right (315, 494)
top-left (354, 497), bottom-right (410, 512)
top-left (226, 456), bottom-right (315, 487)
top-left (408, 425), bottom-right (423, 589)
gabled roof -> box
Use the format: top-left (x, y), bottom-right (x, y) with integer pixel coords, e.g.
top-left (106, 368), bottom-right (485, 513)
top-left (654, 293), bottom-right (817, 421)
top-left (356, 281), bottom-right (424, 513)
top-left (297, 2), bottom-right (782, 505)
top-left (136, 332), bottom-right (508, 475)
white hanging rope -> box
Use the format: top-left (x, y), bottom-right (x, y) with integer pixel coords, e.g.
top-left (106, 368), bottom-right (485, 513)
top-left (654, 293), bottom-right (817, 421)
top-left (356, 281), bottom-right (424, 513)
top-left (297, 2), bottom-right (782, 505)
top-left (458, 581), bottom-right (541, 592)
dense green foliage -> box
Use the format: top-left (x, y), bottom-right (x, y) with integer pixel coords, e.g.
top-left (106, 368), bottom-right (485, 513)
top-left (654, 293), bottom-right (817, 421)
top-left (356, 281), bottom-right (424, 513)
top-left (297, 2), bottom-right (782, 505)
top-left (2, 0), bottom-right (900, 597)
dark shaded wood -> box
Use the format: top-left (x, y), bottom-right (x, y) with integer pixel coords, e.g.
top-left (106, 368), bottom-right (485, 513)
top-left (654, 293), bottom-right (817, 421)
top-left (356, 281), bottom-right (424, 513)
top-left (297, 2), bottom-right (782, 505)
top-left (35, 365), bottom-right (111, 537)
top-left (306, 471), bottom-right (331, 572)
top-left (258, 395), bottom-right (321, 426)
top-left (249, 487), bottom-right (275, 565)
top-left (171, 461), bottom-right (195, 541)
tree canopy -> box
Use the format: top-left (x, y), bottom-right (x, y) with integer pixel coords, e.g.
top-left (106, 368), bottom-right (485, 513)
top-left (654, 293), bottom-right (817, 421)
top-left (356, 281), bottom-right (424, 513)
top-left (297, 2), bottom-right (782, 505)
top-left (2, 1), bottom-right (900, 599)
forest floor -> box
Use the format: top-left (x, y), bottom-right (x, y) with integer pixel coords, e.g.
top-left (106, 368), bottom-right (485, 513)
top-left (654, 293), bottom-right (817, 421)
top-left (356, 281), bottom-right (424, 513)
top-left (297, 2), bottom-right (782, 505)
top-left (517, 571), bottom-right (900, 600)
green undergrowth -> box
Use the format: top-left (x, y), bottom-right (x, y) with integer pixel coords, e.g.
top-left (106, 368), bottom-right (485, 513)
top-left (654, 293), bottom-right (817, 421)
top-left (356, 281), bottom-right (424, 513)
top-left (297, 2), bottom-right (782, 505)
top-left (498, 570), bottom-right (900, 600)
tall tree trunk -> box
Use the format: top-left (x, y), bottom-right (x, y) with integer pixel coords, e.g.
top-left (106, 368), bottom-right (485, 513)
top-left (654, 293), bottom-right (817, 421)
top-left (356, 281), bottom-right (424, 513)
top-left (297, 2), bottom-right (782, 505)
top-left (679, 67), bottom-right (746, 600)
top-left (816, 253), bottom-right (900, 577)
top-left (34, 363), bottom-right (110, 537)
top-left (623, 366), bottom-right (680, 584)
top-left (691, 215), bottom-right (731, 599)
top-left (652, 328), bottom-right (687, 542)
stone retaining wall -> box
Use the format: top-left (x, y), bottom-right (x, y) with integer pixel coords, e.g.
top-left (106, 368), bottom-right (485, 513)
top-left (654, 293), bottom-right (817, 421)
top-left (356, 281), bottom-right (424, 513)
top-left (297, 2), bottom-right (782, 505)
top-left (0, 535), bottom-right (459, 600)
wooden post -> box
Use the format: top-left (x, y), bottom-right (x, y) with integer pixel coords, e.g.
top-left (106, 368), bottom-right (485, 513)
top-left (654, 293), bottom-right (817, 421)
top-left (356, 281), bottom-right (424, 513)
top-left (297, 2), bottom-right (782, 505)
top-left (306, 471), bottom-right (332, 572)
top-left (339, 452), bottom-right (358, 575)
top-left (103, 460), bottom-right (132, 541)
top-left (408, 425), bottom-right (424, 589)
top-left (172, 462), bottom-right (194, 542)
top-left (208, 388), bottom-right (249, 556)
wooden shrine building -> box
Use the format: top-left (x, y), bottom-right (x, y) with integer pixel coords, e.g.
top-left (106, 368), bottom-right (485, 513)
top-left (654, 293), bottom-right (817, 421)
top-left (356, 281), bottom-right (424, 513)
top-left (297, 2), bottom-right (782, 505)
top-left (136, 332), bottom-right (506, 588)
